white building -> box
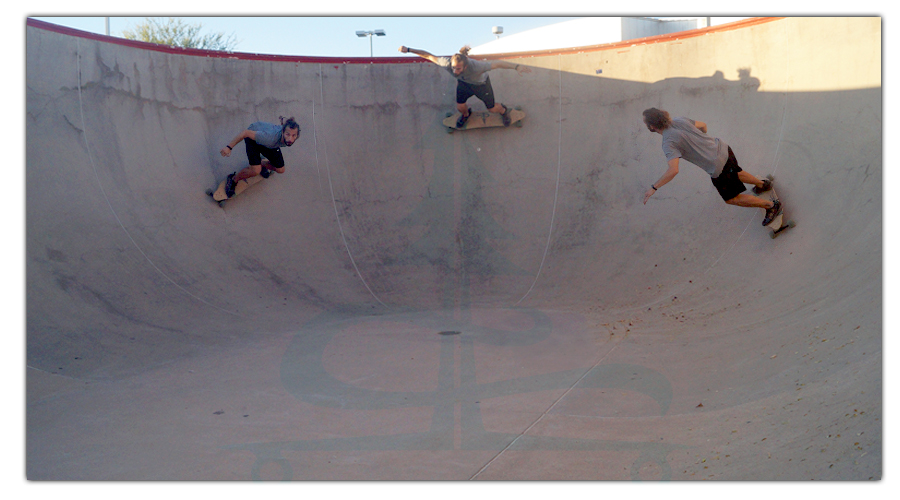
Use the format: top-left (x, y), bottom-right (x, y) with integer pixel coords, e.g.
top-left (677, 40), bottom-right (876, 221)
top-left (470, 17), bottom-right (749, 55)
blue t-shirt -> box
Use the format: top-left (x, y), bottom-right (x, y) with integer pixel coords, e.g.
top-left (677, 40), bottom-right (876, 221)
top-left (435, 56), bottom-right (494, 84)
top-left (248, 122), bottom-right (287, 149)
top-left (661, 118), bottom-right (729, 178)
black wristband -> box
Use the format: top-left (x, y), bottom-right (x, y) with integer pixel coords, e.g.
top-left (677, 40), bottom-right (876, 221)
top-left (651, 184), bottom-right (657, 191)
top-left (226, 145), bottom-right (232, 150)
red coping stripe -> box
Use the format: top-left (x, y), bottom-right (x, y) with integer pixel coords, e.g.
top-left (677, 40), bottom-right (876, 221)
top-left (27, 17), bottom-right (783, 64)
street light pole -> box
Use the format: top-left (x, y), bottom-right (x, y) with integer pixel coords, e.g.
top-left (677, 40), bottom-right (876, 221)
top-left (355, 29), bottom-right (386, 57)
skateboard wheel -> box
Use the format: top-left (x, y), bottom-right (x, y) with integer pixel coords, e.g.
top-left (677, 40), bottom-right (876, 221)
top-left (205, 188), bottom-right (214, 196)
top-left (218, 200), bottom-right (227, 208)
top-left (445, 112), bottom-right (453, 118)
top-left (515, 105), bottom-right (522, 111)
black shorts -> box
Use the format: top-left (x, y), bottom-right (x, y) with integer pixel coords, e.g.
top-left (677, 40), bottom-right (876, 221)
top-left (456, 76), bottom-right (496, 109)
top-left (244, 138), bottom-right (285, 168)
top-left (711, 147), bottom-right (747, 201)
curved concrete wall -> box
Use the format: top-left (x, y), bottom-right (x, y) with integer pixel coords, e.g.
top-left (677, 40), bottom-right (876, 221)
top-left (26, 18), bottom-right (881, 480)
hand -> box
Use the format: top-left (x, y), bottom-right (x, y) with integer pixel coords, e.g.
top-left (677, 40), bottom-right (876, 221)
top-left (398, 46), bottom-right (408, 53)
top-left (220, 146), bottom-right (232, 157)
top-left (643, 187), bottom-right (656, 205)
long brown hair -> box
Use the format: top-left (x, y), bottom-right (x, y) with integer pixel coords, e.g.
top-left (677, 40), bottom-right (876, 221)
top-left (642, 108), bottom-right (671, 131)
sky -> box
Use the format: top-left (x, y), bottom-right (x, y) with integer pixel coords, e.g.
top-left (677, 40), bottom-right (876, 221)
top-left (28, 4), bottom-right (894, 59)
top-left (30, 16), bottom-right (592, 58)
top-left (32, 16), bottom-right (765, 59)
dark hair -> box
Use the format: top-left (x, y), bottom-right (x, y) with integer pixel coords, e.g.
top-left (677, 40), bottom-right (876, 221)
top-left (642, 108), bottom-right (671, 131)
top-left (280, 116), bottom-right (300, 133)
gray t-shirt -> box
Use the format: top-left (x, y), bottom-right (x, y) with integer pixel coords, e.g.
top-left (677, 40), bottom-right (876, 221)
top-left (435, 56), bottom-right (494, 84)
top-left (248, 121), bottom-right (287, 149)
top-left (661, 117), bottom-right (729, 178)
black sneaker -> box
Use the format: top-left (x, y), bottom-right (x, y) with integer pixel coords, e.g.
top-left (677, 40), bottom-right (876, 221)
top-left (456, 110), bottom-right (471, 128)
top-left (753, 178), bottom-right (773, 194)
top-left (260, 166), bottom-right (271, 179)
top-left (224, 172), bottom-right (236, 198)
top-left (500, 104), bottom-right (511, 126)
top-left (763, 199), bottom-right (782, 226)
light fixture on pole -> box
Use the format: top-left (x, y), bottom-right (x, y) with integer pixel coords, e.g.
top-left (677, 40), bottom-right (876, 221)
top-left (355, 29), bottom-right (386, 57)
top-left (492, 26), bottom-right (503, 39)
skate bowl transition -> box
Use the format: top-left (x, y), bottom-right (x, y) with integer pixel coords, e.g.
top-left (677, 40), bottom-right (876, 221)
top-left (26, 18), bottom-right (881, 480)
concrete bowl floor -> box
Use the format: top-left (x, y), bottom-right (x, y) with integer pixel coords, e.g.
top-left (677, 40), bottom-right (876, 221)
top-left (25, 17), bottom-right (881, 480)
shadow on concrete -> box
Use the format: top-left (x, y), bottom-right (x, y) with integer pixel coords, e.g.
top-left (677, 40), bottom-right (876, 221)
top-left (25, 17), bottom-right (880, 480)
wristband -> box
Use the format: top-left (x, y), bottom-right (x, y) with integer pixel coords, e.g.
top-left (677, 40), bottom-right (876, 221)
top-left (226, 145), bottom-right (232, 150)
top-left (651, 185), bottom-right (657, 191)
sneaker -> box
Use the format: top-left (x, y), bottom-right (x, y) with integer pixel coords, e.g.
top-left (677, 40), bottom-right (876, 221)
top-left (260, 166), bottom-right (271, 179)
top-left (456, 110), bottom-right (471, 128)
top-left (224, 172), bottom-right (236, 198)
top-left (500, 104), bottom-right (511, 126)
top-left (763, 199), bottom-right (782, 226)
top-left (753, 178), bottom-right (773, 194)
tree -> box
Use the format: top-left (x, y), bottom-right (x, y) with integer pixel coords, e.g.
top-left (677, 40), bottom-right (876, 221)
top-left (121, 18), bottom-right (238, 51)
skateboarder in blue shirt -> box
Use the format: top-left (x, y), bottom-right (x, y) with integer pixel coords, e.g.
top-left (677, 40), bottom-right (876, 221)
top-left (399, 45), bottom-right (530, 128)
top-left (220, 116), bottom-right (300, 197)
top-left (641, 108), bottom-right (782, 225)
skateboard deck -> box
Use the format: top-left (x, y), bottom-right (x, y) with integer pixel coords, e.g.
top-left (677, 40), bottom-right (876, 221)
top-left (206, 173), bottom-right (266, 207)
top-left (757, 175), bottom-right (796, 238)
top-left (443, 106), bottom-right (525, 132)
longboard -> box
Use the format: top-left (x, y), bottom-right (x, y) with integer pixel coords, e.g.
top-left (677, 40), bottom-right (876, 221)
top-left (442, 106), bottom-right (525, 133)
top-left (206, 173), bottom-right (265, 208)
top-left (757, 175), bottom-right (796, 238)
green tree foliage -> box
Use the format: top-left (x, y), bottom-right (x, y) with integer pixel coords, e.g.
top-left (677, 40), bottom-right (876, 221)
top-left (121, 18), bottom-right (238, 51)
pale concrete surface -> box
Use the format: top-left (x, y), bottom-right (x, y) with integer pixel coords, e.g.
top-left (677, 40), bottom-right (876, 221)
top-left (25, 17), bottom-right (881, 480)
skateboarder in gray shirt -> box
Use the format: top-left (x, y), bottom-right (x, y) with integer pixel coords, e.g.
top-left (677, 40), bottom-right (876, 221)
top-left (641, 108), bottom-right (782, 225)
top-left (399, 44), bottom-right (530, 128)
top-left (220, 116), bottom-right (300, 197)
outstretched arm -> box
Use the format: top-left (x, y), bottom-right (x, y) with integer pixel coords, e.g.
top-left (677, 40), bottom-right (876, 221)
top-left (693, 120), bottom-right (708, 133)
top-left (220, 129), bottom-right (256, 157)
top-left (398, 46), bottom-right (441, 64)
top-left (490, 60), bottom-right (532, 74)
top-left (643, 158), bottom-right (680, 204)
